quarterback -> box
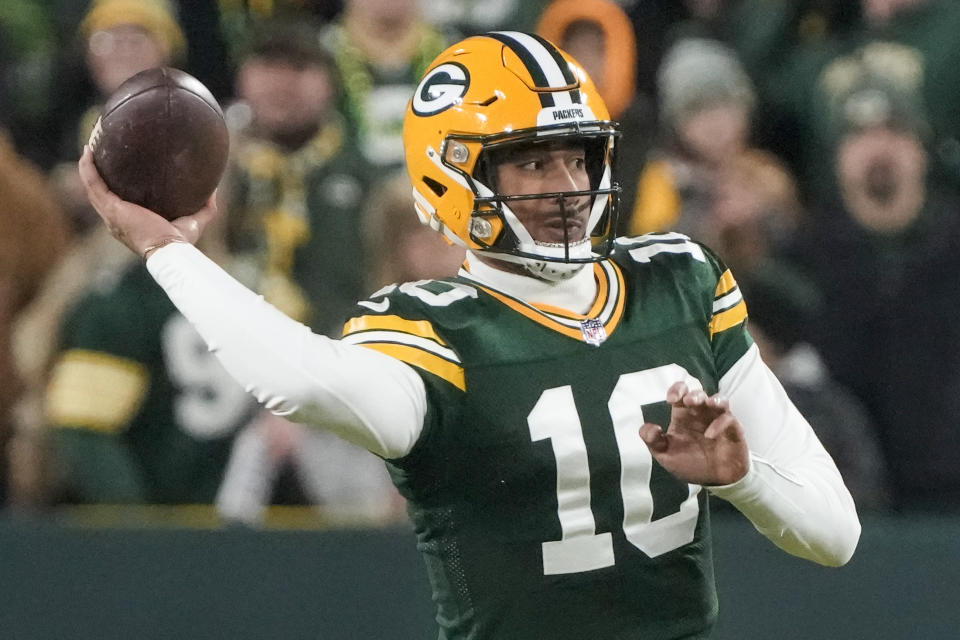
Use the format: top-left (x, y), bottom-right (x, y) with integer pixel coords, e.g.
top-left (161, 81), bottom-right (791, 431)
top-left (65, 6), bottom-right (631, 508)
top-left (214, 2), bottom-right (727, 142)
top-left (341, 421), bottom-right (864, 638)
top-left (80, 32), bottom-right (859, 640)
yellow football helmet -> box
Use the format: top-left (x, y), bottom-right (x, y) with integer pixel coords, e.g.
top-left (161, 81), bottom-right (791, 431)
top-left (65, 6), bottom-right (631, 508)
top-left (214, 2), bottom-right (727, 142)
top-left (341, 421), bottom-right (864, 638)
top-left (403, 31), bottom-right (620, 281)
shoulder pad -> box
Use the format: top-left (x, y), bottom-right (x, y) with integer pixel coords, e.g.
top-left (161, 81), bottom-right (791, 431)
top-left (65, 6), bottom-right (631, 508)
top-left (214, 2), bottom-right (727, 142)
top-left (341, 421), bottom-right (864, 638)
top-left (342, 279), bottom-right (478, 391)
top-left (353, 279), bottom-right (480, 318)
top-left (612, 233), bottom-right (707, 264)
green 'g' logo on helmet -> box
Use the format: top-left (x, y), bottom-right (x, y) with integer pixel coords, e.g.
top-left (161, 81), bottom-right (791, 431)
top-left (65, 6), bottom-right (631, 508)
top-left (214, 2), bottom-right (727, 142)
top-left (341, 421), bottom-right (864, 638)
top-left (412, 63), bottom-right (470, 116)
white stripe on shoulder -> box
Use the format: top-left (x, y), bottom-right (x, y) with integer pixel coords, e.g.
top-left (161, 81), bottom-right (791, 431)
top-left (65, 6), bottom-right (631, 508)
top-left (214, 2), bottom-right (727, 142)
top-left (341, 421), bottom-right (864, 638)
top-left (713, 288), bottom-right (743, 313)
top-left (640, 232), bottom-right (692, 243)
top-left (627, 240), bottom-right (706, 263)
top-left (617, 232), bottom-right (692, 245)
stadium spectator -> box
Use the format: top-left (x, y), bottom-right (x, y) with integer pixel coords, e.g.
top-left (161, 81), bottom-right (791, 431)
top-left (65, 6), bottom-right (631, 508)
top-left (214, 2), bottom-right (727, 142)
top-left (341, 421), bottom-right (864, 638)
top-left (699, 148), bottom-right (802, 276)
top-left (0, 131), bottom-right (69, 505)
top-left (628, 37), bottom-right (756, 236)
top-left (653, 142), bottom-right (890, 510)
top-left (41, 238), bottom-right (260, 504)
top-left (785, 67), bottom-right (960, 511)
top-left (537, 0), bottom-right (637, 121)
top-left (215, 20), bottom-right (397, 524)
top-left (221, 19), bottom-right (372, 335)
top-left (9, 226), bottom-right (131, 506)
top-left (361, 172), bottom-right (466, 291)
top-left (8, 0), bottom-right (189, 506)
top-left (216, 408), bottom-right (403, 525)
top-left (216, 0), bottom-right (342, 78)
top-left (422, 0), bottom-right (551, 36)
top-left (757, 0), bottom-right (960, 200)
top-left (50, 0), bottom-right (186, 233)
top-left (535, 0), bottom-right (656, 231)
top-left (79, 31), bottom-right (859, 638)
top-left (839, 0), bottom-right (960, 190)
top-left (320, 0), bottom-right (448, 170)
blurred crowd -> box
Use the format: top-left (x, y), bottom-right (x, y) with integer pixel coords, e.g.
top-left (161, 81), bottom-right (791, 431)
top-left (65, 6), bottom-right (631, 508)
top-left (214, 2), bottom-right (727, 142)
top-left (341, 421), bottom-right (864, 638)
top-left (1, 0), bottom-right (959, 521)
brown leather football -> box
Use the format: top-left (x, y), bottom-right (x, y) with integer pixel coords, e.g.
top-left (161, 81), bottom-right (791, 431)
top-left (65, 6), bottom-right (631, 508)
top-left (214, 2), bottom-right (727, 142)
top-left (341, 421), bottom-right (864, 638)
top-left (89, 67), bottom-right (229, 220)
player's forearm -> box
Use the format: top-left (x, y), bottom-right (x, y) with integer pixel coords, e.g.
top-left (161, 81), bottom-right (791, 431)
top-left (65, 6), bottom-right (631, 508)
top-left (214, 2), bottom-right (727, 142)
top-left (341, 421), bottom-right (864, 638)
top-left (712, 346), bottom-right (861, 566)
top-left (710, 450), bottom-right (860, 566)
top-left (146, 242), bottom-right (425, 458)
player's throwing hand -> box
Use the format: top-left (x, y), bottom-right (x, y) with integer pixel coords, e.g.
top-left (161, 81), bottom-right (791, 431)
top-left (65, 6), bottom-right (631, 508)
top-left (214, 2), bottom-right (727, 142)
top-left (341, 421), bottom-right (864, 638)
top-left (78, 146), bottom-right (218, 260)
top-left (639, 381), bottom-right (750, 486)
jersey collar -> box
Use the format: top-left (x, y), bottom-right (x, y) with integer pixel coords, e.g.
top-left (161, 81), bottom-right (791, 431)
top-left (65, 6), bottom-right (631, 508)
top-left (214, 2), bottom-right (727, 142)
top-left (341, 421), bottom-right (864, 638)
top-left (460, 252), bottom-right (626, 344)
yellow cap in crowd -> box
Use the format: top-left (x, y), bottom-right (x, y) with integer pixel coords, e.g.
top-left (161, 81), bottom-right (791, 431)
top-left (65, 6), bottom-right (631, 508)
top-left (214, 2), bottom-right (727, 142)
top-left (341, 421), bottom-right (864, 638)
top-left (80, 0), bottom-right (186, 58)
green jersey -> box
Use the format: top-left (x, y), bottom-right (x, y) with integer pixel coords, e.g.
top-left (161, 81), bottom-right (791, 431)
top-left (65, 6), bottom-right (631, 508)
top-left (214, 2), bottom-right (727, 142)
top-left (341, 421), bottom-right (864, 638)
top-left (342, 234), bottom-right (752, 639)
top-left (47, 263), bottom-right (257, 503)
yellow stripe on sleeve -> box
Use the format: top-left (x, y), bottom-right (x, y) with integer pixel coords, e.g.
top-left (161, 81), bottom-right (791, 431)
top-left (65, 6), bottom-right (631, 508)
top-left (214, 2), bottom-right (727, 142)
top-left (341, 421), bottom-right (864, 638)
top-left (355, 343), bottom-right (465, 391)
top-left (45, 349), bottom-right (149, 433)
top-left (343, 315), bottom-right (448, 345)
top-left (709, 299), bottom-right (748, 338)
top-left (715, 269), bottom-right (738, 297)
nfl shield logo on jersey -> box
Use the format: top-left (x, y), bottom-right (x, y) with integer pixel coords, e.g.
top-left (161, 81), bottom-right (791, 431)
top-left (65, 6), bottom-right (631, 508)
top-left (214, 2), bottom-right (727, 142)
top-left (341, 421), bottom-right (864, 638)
top-left (580, 318), bottom-right (607, 346)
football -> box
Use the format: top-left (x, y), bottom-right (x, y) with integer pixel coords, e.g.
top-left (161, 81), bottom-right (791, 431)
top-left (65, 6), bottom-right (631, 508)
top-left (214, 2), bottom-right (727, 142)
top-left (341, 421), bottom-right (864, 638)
top-left (89, 67), bottom-right (229, 220)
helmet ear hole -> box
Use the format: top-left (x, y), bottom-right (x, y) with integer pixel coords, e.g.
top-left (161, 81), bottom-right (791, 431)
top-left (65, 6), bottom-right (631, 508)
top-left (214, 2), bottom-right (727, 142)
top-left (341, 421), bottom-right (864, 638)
top-left (422, 176), bottom-right (448, 197)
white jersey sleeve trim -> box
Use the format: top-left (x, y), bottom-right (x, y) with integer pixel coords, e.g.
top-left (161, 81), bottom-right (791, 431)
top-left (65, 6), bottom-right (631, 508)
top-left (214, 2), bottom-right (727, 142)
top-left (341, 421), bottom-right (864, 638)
top-left (709, 344), bottom-right (861, 566)
top-left (146, 242), bottom-right (426, 459)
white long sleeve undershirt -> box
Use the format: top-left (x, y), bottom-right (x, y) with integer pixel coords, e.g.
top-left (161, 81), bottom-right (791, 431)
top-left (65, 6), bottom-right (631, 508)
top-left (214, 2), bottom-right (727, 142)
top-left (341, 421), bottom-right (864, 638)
top-left (710, 345), bottom-right (860, 566)
top-left (146, 242), bottom-right (859, 565)
top-left (147, 242), bottom-right (427, 459)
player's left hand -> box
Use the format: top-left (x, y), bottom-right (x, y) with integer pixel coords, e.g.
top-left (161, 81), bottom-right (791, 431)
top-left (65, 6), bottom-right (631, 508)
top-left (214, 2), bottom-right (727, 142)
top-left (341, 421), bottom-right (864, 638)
top-left (639, 381), bottom-right (749, 486)
top-left (78, 145), bottom-right (218, 259)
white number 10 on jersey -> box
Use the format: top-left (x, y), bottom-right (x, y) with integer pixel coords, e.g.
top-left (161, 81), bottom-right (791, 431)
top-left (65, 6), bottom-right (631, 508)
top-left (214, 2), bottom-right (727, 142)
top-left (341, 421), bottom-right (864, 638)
top-left (528, 364), bottom-right (702, 575)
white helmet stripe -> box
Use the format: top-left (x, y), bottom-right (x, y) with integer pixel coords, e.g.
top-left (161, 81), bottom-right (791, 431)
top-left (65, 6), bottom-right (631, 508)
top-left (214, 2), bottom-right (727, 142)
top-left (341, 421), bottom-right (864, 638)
top-left (489, 31), bottom-right (576, 107)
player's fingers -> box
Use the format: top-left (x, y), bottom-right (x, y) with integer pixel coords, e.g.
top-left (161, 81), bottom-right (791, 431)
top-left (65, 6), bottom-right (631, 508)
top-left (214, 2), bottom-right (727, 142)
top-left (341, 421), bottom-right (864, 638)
top-left (705, 393), bottom-right (729, 411)
top-left (171, 217), bottom-right (202, 245)
top-left (639, 423), bottom-right (669, 453)
top-left (195, 191), bottom-right (220, 224)
top-left (703, 413), bottom-right (743, 441)
top-left (665, 381), bottom-right (689, 404)
top-left (681, 389), bottom-right (708, 408)
top-left (79, 147), bottom-right (140, 244)
top-left (78, 146), bottom-right (114, 210)
top-left (172, 198), bottom-right (217, 243)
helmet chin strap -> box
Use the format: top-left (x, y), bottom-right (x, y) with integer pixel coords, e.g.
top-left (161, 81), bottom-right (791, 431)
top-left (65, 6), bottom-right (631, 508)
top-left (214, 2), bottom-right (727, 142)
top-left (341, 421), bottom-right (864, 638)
top-left (482, 241), bottom-right (591, 282)
top-left (522, 238), bottom-right (591, 281)
top-left (495, 196), bottom-right (596, 282)
top-left (524, 258), bottom-right (588, 282)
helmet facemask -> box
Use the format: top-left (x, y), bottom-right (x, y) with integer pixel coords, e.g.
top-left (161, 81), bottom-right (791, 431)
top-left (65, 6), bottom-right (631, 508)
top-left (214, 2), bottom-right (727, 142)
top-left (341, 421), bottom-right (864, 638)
top-left (452, 124), bottom-right (620, 281)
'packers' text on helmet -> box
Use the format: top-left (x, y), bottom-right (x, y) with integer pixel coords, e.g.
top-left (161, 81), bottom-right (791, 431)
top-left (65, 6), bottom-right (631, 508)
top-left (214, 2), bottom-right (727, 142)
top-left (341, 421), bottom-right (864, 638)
top-left (403, 31), bottom-right (620, 281)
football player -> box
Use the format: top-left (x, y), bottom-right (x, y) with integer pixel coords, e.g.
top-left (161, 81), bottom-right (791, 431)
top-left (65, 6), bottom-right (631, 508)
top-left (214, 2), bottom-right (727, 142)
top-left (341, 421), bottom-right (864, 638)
top-left (79, 31), bottom-right (860, 640)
